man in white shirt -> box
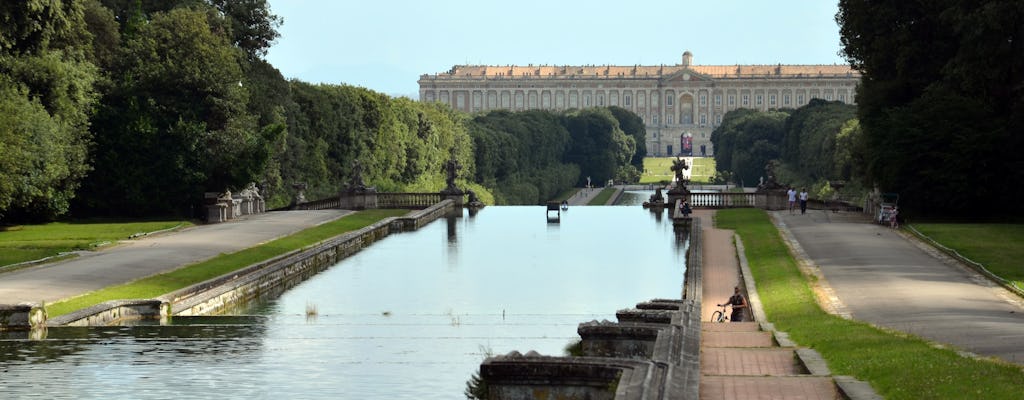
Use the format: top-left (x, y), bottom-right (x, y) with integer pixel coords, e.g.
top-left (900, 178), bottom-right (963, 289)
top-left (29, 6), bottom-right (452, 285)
top-left (787, 187), bottom-right (797, 214)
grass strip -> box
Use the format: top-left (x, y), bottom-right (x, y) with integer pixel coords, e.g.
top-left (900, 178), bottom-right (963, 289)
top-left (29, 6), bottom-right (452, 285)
top-left (640, 157), bottom-right (675, 184)
top-left (910, 223), bottom-right (1024, 289)
top-left (46, 209), bottom-right (407, 318)
top-left (0, 220), bottom-right (191, 268)
top-left (715, 208), bottom-right (1023, 400)
top-left (689, 157), bottom-right (715, 184)
top-left (587, 187), bottom-right (616, 205)
top-left (639, 156), bottom-right (716, 184)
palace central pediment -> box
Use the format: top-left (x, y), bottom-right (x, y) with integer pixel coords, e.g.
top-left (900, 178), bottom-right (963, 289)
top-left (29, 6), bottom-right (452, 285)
top-left (659, 68), bottom-right (713, 85)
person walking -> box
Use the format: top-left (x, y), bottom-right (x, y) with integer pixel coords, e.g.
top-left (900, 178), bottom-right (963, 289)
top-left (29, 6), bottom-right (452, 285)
top-left (889, 206), bottom-right (899, 229)
top-left (799, 187), bottom-right (809, 214)
top-left (787, 187), bottom-right (797, 214)
top-left (718, 286), bottom-right (749, 322)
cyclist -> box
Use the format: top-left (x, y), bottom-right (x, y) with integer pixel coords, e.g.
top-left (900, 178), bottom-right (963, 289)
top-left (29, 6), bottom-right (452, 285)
top-left (718, 286), bottom-right (749, 322)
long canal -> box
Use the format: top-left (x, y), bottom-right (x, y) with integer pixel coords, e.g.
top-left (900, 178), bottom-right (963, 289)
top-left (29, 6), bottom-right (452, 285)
top-left (1, 192), bottom-right (688, 399)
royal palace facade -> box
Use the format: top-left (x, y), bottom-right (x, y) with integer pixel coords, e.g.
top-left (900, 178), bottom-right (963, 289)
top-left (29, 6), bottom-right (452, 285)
top-left (418, 51), bottom-right (861, 157)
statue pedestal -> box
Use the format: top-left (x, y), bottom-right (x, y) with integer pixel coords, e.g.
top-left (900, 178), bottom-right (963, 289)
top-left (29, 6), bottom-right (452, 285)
top-left (340, 188), bottom-right (378, 210)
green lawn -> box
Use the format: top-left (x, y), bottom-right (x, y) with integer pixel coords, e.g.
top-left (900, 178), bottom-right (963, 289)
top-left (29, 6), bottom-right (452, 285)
top-left (910, 223), bottom-right (1024, 289)
top-left (716, 209), bottom-right (1024, 400)
top-left (45, 209), bottom-right (407, 317)
top-left (639, 157), bottom-right (716, 184)
top-left (587, 187), bottom-right (617, 205)
top-left (0, 220), bottom-right (192, 269)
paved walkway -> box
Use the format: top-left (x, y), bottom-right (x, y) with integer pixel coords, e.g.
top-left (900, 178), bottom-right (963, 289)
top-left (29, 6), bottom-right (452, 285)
top-left (0, 210), bottom-right (350, 305)
top-left (773, 209), bottom-right (1024, 365)
top-left (696, 209), bottom-right (848, 400)
top-left (565, 186), bottom-right (604, 206)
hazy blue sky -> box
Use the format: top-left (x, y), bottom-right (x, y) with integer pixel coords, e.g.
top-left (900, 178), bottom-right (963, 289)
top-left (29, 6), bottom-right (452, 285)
top-left (265, 1), bottom-right (847, 98)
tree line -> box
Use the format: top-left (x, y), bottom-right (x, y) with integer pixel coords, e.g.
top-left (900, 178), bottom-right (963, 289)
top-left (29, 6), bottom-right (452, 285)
top-left (714, 1), bottom-right (1023, 218)
top-left (0, 0), bottom-right (645, 223)
top-left (836, 0), bottom-right (1023, 217)
top-left (710, 100), bottom-right (863, 201)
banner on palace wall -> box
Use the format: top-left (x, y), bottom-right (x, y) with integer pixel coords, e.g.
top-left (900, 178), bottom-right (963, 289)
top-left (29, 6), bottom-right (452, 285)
top-left (680, 133), bottom-right (693, 156)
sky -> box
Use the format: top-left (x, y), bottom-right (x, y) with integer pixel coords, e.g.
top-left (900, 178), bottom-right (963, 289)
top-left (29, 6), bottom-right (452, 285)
top-left (265, 1), bottom-right (847, 98)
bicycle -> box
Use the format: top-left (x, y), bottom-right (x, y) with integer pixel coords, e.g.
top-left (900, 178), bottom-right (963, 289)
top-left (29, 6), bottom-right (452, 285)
top-left (710, 304), bottom-right (730, 323)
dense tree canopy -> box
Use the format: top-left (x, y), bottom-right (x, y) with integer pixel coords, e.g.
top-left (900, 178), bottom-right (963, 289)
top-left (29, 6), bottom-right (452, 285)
top-left (0, 0), bottom-right (98, 221)
top-left (711, 109), bottom-right (790, 187)
top-left (837, 0), bottom-right (1024, 216)
top-left (0, 0), bottom-right (645, 222)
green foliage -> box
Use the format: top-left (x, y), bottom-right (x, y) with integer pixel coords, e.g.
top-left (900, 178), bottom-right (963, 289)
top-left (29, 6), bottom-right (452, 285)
top-left (837, 0), bottom-right (1024, 217)
top-left (0, 1), bottom-right (99, 222)
top-left (608, 106), bottom-right (647, 167)
top-left (717, 209), bottom-right (1024, 399)
top-left (710, 109), bottom-right (790, 186)
top-left (80, 6), bottom-right (266, 216)
top-left (468, 109), bottom-right (579, 204)
top-left (563, 108), bottom-right (634, 186)
top-left (2, 1), bottom-right (638, 218)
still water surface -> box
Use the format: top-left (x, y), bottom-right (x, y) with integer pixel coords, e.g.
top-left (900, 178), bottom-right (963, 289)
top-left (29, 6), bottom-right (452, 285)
top-left (1, 198), bottom-right (685, 399)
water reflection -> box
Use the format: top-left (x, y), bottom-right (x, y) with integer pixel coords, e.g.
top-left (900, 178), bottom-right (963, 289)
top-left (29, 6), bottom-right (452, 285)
top-left (0, 206), bottom-right (687, 399)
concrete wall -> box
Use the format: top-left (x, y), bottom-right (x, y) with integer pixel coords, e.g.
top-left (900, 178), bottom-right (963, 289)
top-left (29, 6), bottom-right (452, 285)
top-left (42, 200), bottom-right (457, 327)
top-left (166, 200), bottom-right (457, 317)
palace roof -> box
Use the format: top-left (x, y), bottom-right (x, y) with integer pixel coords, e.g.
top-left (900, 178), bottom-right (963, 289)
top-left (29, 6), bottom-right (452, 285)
top-left (422, 63), bottom-right (859, 80)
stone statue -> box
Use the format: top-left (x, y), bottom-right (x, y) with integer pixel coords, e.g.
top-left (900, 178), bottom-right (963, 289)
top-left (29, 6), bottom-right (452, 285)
top-left (441, 155), bottom-right (463, 194)
top-left (758, 160), bottom-right (784, 191)
top-left (347, 159), bottom-right (367, 192)
top-left (291, 182), bottom-right (307, 206)
top-left (670, 158), bottom-right (689, 183)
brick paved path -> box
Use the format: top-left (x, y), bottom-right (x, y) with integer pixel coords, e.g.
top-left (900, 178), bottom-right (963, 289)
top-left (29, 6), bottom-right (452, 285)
top-left (696, 210), bottom-right (844, 400)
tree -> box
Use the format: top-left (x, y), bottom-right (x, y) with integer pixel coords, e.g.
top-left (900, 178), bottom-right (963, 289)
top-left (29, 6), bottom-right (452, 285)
top-left (0, 0), bottom-right (99, 222)
top-left (209, 0), bottom-right (282, 60)
top-left (80, 6), bottom-right (264, 215)
top-left (608, 106), bottom-right (647, 168)
top-left (710, 109), bottom-right (789, 186)
top-left (837, 0), bottom-right (1024, 216)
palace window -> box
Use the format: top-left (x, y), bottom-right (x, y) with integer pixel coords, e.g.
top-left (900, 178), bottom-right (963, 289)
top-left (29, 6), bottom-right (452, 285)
top-left (715, 95), bottom-right (722, 105)
top-left (742, 95), bottom-right (750, 106)
top-left (667, 115), bottom-right (674, 125)
top-left (838, 94), bottom-right (846, 102)
top-left (515, 92), bottom-right (524, 108)
top-left (666, 95), bottom-right (673, 106)
top-left (598, 94), bottom-right (605, 106)
top-left (653, 114), bottom-right (659, 125)
top-left (825, 93), bottom-right (834, 101)
top-left (637, 91), bottom-right (645, 107)
top-left (700, 114), bottom-right (707, 125)
top-left (769, 94), bottom-right (777, 105)
top-left (624, 94), bottom-right (632, 106)
top-left (699, 94), bottom-right (707, 106)
top-left (456, 93), bottom-right (465, 109)
top-left (569, 92), bottom-right (578, 108)
top-left (755, 95), bottom-right (763, 105)
top-left (584, 94), bottom-right (592, 106)
top-left (783, 94), bottom-right (791, 105)
top-left (716, 114), bottom-right (723, 124)
top-left (797, 94), bottom-right (805, 104)
top-left (728, 95), bottom-right (735, 105)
